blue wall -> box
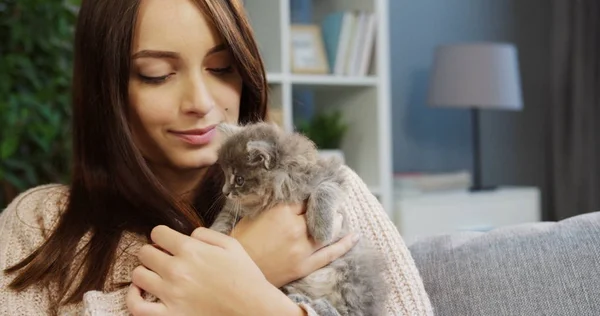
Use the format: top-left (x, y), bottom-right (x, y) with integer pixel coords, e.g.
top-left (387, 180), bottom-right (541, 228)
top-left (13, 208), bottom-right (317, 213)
top-left (389, 0), bottom-right (551, 195)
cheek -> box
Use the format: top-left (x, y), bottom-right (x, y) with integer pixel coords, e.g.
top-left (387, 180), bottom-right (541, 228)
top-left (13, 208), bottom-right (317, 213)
top-left (211, 77), bottom-right (242, 123)
top-left (128, 83), bottom-right (177, 131)
top-left (127, 82), bottom-right (179, 161)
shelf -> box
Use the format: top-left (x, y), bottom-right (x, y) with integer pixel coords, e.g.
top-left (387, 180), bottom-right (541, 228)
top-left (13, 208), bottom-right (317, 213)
top-left (291, 74), bottom-right (378, 86)
top-left (266, 72), bottom-right (284, 84)
top-left (265, 73), bottom-right (378, 87)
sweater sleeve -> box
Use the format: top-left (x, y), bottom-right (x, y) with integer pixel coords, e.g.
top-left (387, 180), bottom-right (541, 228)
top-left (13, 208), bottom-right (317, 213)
top-left (0, 185), bottom-right (66, 315)
top-left (0, 184), bottom-right (133, 316)
top-left (340, 166), bottom-right (434, 316)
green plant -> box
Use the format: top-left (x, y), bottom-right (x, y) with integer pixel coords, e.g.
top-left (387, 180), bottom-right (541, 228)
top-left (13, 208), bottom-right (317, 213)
top-left (0, 0), bottom-right (79, 208)
top-left (297, 109), bottom-right (349, 149)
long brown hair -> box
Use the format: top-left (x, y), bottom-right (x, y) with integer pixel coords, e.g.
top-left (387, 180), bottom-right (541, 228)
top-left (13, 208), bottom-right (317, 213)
top-left (6, 0), bottom-right (268, 308)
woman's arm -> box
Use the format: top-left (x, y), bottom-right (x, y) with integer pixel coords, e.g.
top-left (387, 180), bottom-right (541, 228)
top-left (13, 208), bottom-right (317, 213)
top-left (126, 226), bottom-right (312, 316)
top-left (339, 166), bottom-right (434, 316)
top-left (0, 185), bottom-right (135, 316)
top-left (0, 185), bottom-right (63, 315)
top-left (127, 202), bottom-right (358, 316)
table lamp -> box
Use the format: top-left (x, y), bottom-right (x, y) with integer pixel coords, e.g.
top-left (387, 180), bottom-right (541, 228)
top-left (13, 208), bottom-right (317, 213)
top-left (427, 43), bottom-right (523, 192)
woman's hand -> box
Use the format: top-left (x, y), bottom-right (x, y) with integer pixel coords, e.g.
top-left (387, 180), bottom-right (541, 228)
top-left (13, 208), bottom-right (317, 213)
top-left (227, 203), bottom-right (360, 288)
top-left (126, 226), bottom-right (305, 316)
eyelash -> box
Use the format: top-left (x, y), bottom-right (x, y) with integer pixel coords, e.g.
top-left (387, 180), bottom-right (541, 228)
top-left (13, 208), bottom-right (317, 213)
top-left (209, 65), bottom-right (234, 75)
top-left (138, 74), bottom-right (172, 84)
top-left (138, 66), bottom-right (234, 85)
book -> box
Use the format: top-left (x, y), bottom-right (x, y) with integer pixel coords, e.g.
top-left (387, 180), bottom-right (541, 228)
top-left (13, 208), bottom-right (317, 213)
top-left (320, 11), bottom-right (345, 74)
top-left (334, 11), bottom-right (355, 75)
top-left (394, 170), bottom-right (473, 195)
top-left (346, 11), bottom-right (367, 75)
top-left (320, 10), bottom-right (377, 76)
top-left (357, 12), bottom-right (377, 76)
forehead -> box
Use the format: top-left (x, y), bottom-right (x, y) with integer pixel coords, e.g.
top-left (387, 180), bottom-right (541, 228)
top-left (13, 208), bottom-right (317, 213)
top-left (133, 0), bottom-right (221, 53)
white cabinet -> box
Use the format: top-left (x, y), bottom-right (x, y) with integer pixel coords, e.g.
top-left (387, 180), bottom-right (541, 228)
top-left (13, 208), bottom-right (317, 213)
top-left (394, 187), bottom-right (542, 245)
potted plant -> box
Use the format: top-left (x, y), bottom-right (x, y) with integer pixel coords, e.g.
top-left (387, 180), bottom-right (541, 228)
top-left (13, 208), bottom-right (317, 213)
top-left (0, 1), bottom-right (78, 209)
top-left (296, 109), bottom-right (349, 163)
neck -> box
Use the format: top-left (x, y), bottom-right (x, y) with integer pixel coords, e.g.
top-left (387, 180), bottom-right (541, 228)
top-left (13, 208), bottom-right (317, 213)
top-left (150, 165), bottom-right (208, 203)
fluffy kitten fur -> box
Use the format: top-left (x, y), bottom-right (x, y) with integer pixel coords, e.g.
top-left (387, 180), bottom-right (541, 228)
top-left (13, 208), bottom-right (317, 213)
top-left (210, 121), bottom-right (387, 316)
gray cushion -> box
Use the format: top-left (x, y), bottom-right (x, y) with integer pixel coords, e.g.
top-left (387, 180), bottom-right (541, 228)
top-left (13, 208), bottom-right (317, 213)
top-left (408, 211), bottom-right (600, 316)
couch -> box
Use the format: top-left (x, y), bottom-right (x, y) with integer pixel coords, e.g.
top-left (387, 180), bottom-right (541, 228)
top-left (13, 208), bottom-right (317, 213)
top-left (408, 211), bottom-right (600, 316)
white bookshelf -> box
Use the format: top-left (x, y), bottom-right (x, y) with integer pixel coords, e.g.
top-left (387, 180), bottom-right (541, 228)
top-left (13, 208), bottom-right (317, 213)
top-left (244, 0), bottom-right (394, 217)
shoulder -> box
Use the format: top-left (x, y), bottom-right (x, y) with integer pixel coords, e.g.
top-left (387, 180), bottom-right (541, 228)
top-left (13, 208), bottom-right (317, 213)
top-left (0, 184), bottom-right (69, 266)
top-left (2, 183), bottom-right (69, 231)
top-left (337, 165), bottom-right (370, 190)
top-left (335, 164), bottom-right (389, 227)
top-left (335, 166), bottom-right (435, 315)
top-left (336, 165), bottom-right (381, 210)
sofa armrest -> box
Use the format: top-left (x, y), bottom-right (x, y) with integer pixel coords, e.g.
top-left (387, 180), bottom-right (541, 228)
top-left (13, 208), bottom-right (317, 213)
top-left (408, 212), bottom-right (600, 316)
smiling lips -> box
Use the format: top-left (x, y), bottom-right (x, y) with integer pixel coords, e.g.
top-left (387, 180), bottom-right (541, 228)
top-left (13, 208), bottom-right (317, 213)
top-left (170, 125), bottom-right (217, 145)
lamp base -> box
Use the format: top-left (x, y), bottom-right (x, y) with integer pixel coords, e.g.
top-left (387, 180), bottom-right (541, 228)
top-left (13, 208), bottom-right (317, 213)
top-left (469, 185), bottom-right (498, 192)
top-left (469, 108), bottom-right (497, 193)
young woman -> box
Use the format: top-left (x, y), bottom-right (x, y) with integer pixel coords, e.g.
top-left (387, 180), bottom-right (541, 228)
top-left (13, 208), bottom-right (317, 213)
top-left (0, 0), bottom-right (433, 315)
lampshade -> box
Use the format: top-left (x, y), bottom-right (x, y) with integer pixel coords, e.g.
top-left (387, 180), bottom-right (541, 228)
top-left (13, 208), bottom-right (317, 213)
top-left (427, 43), bottom-right (523, 111)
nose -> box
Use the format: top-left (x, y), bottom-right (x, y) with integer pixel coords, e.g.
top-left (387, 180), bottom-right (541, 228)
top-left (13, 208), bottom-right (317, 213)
top-left (181, 75), bottom-right (215, 116)
top-left (222, 184), bottom-right (230, 196)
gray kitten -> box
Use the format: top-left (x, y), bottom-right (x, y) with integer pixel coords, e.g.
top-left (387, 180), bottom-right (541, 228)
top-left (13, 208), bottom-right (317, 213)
top-left (210, 121), bottom-right (387, 316)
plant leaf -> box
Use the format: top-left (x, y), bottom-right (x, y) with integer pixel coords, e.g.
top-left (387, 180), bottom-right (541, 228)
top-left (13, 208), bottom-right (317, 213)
top-left (0, 136), bottom-right (19, 159)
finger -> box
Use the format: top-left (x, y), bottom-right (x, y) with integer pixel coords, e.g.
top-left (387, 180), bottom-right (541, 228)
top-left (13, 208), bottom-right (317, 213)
top-left (126, 283), bottom-right (167, 316)
top-left (151, 243), bottom-right (171, 255)
top-left (191, 227), bottom-right (240, 250)
top-left (229, 216), bottom-right (250, 238)
top-left (271, 201), bottom-right (305, 216)
top-left (137, 244), bottom-right (173, 276)
top-left (131, 265), bottom-right (163, 298)
top-left (150, 225), bottom-right (190, 256)
top-left (306, 233), bottom-right (360, 271)
top-left (295, 200), bottom-right (308, 215)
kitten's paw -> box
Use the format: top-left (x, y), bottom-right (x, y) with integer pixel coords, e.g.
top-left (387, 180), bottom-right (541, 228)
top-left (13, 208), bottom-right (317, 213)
top-left (308, 221), bottom-right (334, 245)
top-left (312, 298), bottom-right (342, 316)
top-left (209, 222), bottom-right (231, 235)
top-left (288, 293), bottom-right (312, 305)
top-left (306, 182), bottom-right (342, 244)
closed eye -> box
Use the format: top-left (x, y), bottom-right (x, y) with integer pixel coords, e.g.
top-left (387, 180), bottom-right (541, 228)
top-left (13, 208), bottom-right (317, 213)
top-left (208, 65), bottom-right (234, 75)
top-left (138, 73), bottom-right (174, 84)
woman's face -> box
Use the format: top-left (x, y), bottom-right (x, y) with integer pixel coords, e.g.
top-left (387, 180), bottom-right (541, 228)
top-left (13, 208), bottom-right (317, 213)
top-left (128, 0), bottom-right (242, 173)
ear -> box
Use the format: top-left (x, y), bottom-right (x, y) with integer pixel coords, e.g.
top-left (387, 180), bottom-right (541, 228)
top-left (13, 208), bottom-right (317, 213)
top-left (246, 140), bottom-right (275, 169)
top-left (217, 122), bottom-right (242, 139)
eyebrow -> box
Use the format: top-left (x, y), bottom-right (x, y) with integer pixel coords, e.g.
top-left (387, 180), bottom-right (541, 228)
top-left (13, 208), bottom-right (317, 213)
top-left (132, 50), bottom-right (179, 59)
top-left (207, 43), bottom-right (228, 55)
top-left (131, 44), bottom-right (229, 60)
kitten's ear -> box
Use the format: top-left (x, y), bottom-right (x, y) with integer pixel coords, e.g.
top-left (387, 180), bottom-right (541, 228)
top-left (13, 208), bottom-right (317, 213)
top-left (247, 140), bottom-right (275, 169)
top-left (217, 122), bottom-right (242, 138)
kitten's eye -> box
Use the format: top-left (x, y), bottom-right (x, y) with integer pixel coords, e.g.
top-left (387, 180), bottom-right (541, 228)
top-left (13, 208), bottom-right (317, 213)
top-left (234, 176), bottom-right (245, 186)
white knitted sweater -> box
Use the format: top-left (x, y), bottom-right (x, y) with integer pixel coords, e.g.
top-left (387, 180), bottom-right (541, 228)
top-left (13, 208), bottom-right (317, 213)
top-left (0, 166), bottom-right (433, 315)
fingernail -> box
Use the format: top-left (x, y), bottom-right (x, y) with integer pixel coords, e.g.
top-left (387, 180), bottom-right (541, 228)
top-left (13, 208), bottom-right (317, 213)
top-left (352, 233), bottom-right (361, 243)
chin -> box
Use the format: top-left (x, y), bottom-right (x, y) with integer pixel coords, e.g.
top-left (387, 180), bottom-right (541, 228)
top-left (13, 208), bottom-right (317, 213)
top-left (174, 148), bottom-right (219, 170)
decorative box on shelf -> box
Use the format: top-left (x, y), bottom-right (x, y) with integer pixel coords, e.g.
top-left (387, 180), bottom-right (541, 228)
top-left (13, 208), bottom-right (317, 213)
top-left (393, 186), bottom-right (542, 245)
